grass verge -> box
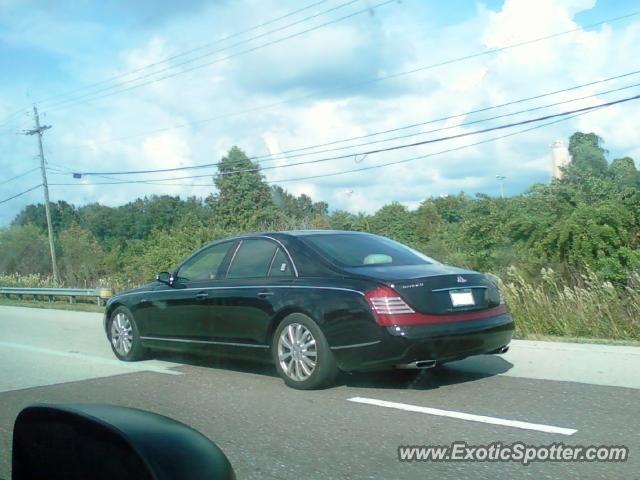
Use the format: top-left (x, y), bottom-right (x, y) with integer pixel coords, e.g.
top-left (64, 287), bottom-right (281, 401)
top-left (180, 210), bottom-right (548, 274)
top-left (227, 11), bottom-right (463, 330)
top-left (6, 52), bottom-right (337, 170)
top-left (515, 333), bottom-right (640, 347)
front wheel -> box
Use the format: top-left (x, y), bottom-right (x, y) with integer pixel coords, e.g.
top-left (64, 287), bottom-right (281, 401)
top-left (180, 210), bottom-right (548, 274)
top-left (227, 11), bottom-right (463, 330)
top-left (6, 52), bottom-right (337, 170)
top-left (107, 306), bottom-right (146, 361)
top-left (273, 313), bottom-right (339, 390)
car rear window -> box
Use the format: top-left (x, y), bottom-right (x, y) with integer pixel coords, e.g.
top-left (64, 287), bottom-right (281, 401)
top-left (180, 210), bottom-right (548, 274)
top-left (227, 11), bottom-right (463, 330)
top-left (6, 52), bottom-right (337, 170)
top-left (303, 234), bottom-right (435, 267)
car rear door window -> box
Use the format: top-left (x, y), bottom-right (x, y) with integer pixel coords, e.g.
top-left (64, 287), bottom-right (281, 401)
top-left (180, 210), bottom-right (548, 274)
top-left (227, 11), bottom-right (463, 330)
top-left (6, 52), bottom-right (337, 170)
top-left (226, 239), bottom-right (278, 279)
top-left (268, 248), bottom-right (293, 277)
top-left (177, 242), bottom-right (233, 282)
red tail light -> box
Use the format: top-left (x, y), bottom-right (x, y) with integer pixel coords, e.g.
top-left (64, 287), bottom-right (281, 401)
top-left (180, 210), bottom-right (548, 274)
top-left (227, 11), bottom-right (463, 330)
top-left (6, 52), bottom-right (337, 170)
top-left (365, 286), bottom-right (414, 326)
top-left (365, 284), bottom-right (508, 326)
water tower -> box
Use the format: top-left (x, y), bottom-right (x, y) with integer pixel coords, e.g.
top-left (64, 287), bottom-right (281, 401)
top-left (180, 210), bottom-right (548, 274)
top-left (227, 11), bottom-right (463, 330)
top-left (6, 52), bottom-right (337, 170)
top-left (551, 140), bottom-right (571, 179)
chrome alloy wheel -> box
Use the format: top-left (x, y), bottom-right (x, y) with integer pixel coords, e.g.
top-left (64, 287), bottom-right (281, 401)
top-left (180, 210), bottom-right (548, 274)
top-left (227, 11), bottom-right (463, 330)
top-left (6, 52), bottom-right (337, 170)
top-left (111, 312), bottom-right (133, 356)
top-left (277, 323), bottom-right (317, 381)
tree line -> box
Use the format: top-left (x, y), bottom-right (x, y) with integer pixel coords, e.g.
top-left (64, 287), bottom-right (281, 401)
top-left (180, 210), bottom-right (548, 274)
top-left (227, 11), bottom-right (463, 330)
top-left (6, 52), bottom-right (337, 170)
top-left (2, 132), bottom-right (639, 292)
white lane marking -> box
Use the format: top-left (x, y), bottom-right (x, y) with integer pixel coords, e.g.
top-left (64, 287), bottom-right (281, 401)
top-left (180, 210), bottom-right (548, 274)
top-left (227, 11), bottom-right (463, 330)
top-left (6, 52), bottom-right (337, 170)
top-left (347, 397), bottom-right (577, 436)
top-left (0, 341), bottom-right (181, 376)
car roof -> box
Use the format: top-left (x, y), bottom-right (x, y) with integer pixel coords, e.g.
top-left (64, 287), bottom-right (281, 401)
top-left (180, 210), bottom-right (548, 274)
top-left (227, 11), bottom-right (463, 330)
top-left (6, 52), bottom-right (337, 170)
top-left (281, 230), bottom-right (372, 237)
top-left (231, 230), bottom-right (373, 239)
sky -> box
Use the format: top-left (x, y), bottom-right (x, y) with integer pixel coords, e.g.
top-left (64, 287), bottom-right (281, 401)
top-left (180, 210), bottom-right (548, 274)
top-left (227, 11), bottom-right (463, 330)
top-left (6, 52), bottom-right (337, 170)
top-left (1, 0), bottom-right (639, 225)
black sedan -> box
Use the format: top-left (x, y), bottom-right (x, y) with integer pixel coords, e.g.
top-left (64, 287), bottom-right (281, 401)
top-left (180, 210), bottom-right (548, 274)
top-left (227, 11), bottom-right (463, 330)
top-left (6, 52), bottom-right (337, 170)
top-left (104, 230), bottom-right (514, 389)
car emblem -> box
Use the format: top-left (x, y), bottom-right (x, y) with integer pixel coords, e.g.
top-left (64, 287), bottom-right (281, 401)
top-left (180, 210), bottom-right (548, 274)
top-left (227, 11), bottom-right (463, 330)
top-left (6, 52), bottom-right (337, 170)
top-left (456, 275), bottom-right (467, 283)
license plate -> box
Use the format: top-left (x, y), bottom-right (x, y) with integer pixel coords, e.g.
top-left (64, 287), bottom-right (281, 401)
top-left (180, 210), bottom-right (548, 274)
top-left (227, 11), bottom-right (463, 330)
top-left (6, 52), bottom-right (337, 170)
top-left (449, 289), bottom-right (475, 307)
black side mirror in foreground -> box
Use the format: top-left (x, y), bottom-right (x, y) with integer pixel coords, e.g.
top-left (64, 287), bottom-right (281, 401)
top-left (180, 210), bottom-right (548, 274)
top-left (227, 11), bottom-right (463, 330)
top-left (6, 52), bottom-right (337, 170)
top-left (12, 404), bottom-right (235, 480)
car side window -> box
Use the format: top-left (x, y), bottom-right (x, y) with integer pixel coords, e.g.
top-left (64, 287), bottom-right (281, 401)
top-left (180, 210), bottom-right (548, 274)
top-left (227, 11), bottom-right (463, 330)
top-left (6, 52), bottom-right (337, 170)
top-left (268, 248), bottom-right (293, 277)
top-left (177, 242), bottom-right (233, 282)
top-left (226, 239), bottom-right (277, 279)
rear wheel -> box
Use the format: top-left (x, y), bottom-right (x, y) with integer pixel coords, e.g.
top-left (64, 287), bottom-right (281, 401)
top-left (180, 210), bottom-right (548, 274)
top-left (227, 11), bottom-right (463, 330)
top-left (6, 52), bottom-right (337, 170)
top-left (273, 313), bottom-right (339, 390)
top-left (107, 306), bottom-right (146, 361)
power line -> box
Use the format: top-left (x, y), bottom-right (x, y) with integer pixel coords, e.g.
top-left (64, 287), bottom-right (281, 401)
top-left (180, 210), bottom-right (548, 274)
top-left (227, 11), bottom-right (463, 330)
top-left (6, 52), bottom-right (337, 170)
top-left (49, 93), bottom-right (640, 187)
top-left (5, 8), bottom-right (640, 133)
top-left (271, 111), bottom-right (594, 184)
top-left (43, 0), bottom-right (396, 112)
top-left (30, 0), bottom-right (332, 107)
top-left (223, 81), bottom-right (640, 163)
top-left (53, 83), bottom-right (639, 183)
top-left (0, 107), bottom-right (32, 131)
top-left (48, 108), bottom-right (597, 188)
top-left (0, 166), bottom-right (40, 185)
top-left (45, 8), bottom-right (638, 113)
top-left (42, 0), bottom-right (360, 110)
top-left (68, 70), bottom-right (640, 177)
top-left (47, 165), bottom-right (169, 185)
top-left (0, 184), bottom-right (42, 205)
top-left (249, 70), bottom-right (640, 161)
top-left (44, 9), bottom-right (640, 115)
top-left (1, 1), bottom-right (336, 125)
top-left (52, 57), bottom-right (640, 159)
top-left (214, 93), bottom-right (640, 177)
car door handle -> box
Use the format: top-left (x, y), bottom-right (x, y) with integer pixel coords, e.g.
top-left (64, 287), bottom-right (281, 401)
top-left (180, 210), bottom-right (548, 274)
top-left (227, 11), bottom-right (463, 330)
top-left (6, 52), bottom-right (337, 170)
top-left (195, 292), bottom-right (209, 300)
top-left (257, 291), bottom-right (274, 298)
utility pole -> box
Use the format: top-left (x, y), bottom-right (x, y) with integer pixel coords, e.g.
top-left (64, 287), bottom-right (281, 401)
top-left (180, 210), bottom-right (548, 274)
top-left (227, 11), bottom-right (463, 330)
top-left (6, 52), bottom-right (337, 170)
top-left (24, 106), bottom-right (59, 284)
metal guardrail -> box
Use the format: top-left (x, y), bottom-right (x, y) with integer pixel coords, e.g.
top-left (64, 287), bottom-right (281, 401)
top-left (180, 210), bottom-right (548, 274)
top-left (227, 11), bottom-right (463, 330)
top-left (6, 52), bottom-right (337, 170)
top-left (0, 287), bottom-right (114, 306)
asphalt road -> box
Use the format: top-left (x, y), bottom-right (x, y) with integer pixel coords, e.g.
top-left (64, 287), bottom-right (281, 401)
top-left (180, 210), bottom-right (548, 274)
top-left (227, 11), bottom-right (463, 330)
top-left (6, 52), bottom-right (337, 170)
top-left (0, 305), bottom-right (639, 479)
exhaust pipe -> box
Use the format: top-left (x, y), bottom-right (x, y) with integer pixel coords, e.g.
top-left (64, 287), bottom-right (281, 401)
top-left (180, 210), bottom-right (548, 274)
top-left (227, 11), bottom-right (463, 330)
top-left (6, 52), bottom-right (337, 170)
top-left (395, 360), bottom-right (437, 369)
top-left (487, 345), bottom-right (509, 355)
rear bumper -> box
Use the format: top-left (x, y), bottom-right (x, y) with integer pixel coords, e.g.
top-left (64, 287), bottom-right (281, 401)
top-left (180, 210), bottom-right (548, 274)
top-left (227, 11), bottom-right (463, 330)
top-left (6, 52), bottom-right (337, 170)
top-left (331, 314), bottom-right (514, 371)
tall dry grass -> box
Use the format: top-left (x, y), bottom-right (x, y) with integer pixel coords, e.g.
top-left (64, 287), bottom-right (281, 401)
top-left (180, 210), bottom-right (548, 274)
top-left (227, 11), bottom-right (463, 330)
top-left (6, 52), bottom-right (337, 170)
top-left (0, 273), bottom-right (116, 289)
top-left (0, 273), bottom-right (58, 288)
top-left (496, 267), bottom-right (640, 341)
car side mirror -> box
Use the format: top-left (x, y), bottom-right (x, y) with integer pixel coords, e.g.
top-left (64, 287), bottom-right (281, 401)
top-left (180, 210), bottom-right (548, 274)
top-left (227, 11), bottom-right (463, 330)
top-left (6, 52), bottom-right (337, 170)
top-left (12, 404), bottom-right (236, 480)
top-left (156, 271), bottom-right (174, 285)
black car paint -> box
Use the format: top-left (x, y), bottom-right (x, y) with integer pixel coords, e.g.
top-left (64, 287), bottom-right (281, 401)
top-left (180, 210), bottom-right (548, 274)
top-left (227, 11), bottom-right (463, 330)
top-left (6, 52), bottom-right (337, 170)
top-left (104, 231), bottom-right (514, 371)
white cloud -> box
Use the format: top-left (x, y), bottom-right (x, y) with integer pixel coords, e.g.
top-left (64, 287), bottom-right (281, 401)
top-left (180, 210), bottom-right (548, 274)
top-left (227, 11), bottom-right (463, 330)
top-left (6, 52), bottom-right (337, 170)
top-left (141, 132), bottom-right (192, 169)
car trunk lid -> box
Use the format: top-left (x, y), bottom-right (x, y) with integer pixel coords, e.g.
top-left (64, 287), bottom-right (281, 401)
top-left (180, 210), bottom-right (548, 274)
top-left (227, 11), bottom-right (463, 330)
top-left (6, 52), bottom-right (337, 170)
top-left (346, 264), bottom-right (501, 314)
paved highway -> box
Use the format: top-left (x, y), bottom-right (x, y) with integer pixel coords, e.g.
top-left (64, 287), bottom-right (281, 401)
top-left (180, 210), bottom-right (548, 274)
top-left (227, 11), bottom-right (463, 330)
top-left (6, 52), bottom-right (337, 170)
top-left (0, 305), bottom-right (638, 479)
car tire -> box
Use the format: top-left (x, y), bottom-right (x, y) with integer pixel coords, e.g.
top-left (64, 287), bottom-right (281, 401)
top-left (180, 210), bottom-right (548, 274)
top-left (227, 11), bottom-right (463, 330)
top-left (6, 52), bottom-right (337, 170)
top-left (107, 306), bottom-right (146, 362)
top-left (272, 313), bottom-right (339, 390)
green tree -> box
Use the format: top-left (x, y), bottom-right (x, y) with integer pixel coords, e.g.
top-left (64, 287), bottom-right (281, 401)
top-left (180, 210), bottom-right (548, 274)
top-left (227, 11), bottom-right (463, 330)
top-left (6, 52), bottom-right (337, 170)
top-left (368, 202), bottom-right (421, 247)
top-left (415, 200), bottom-right (443, 240)
top-left (328, 210), bottom-right (369, 231)
top-left (76, 202), bottom-right (119, 244)
top-left (12, 200), bottom-right (79, 233)
top-left (0, 225), bottom-right (51, 275)
top-left (566, 132), bottom-right (608, 176)
top-left (430, 193), bottom-right (470, 223)
top-left (208, 146), bottom-right (275, 229)
top-left (455, 195), bottom-right (517, 272)
top-left (609, 157), bottom-right (640, 190)
top-left (58, 225), bottom-right (106, 286)
top-left (271, 185), bottom-right (328, 219)
top-left (538, 201), bottom-right (640, 282)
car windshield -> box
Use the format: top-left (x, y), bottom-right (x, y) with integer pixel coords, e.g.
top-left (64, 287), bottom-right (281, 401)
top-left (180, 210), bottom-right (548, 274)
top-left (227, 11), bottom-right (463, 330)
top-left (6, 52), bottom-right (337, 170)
top-left (303, 234), bottom-right (436, 267)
